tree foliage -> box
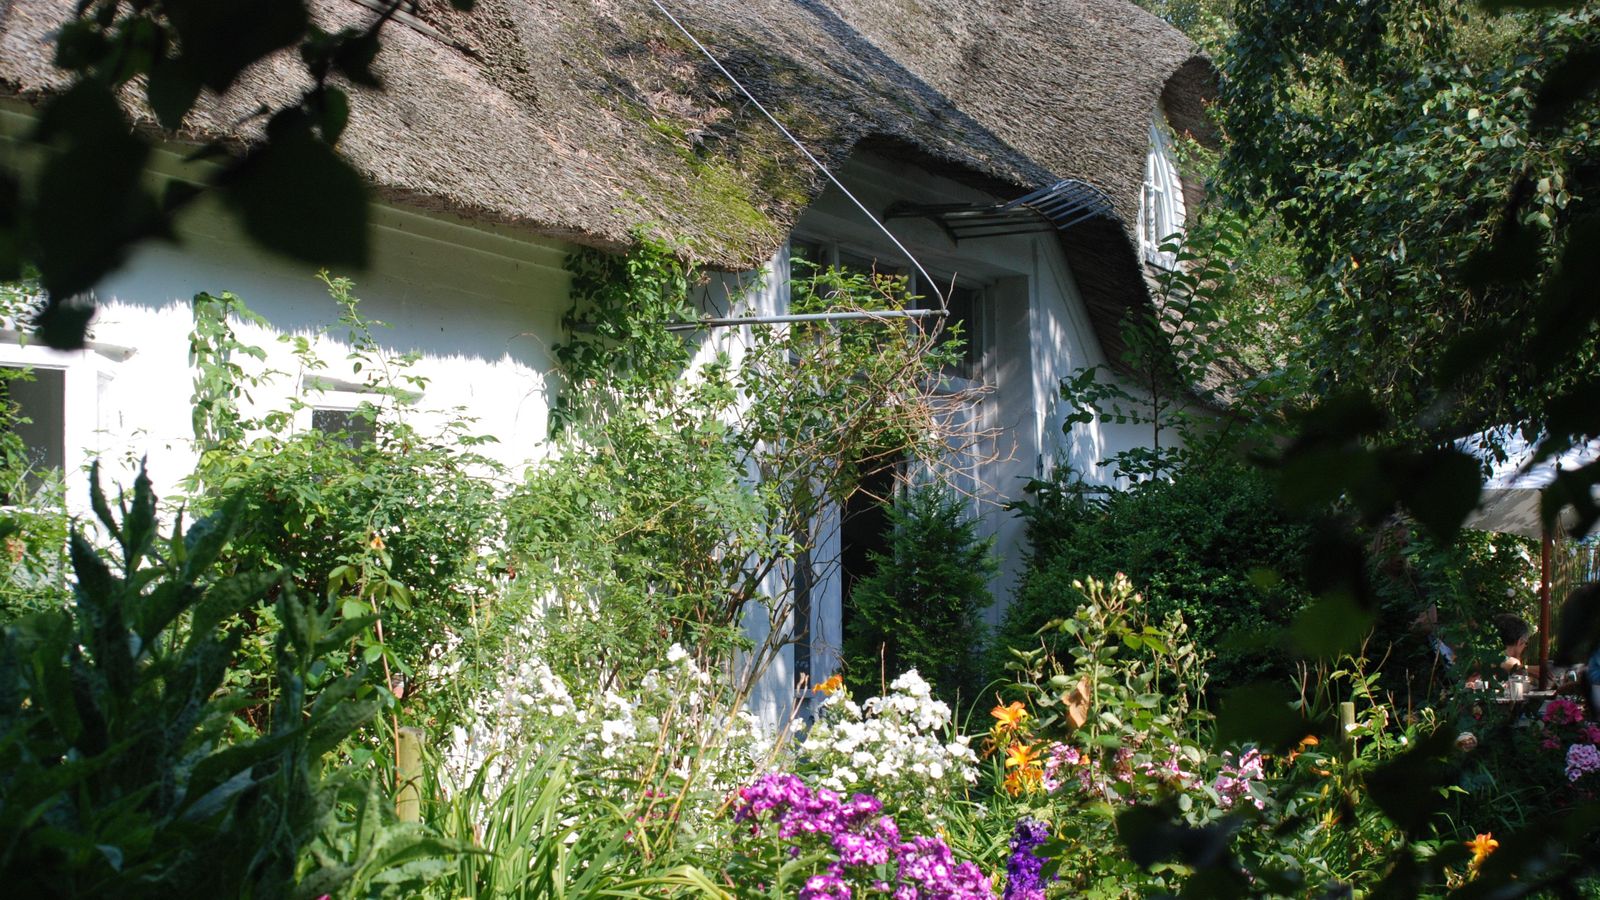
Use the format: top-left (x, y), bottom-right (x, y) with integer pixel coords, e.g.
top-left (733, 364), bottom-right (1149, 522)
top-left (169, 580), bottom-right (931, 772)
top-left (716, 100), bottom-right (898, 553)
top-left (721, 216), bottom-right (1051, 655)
top-left (1221, 1), bottom-right (1600, 447)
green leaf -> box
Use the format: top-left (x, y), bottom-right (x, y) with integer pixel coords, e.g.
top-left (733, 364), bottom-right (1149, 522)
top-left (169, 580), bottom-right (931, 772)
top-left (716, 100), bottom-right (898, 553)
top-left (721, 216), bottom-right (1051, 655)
top-left (218, 119), bottom-right (370, 270)
top-left (146, 55), bottom-right (203, 131)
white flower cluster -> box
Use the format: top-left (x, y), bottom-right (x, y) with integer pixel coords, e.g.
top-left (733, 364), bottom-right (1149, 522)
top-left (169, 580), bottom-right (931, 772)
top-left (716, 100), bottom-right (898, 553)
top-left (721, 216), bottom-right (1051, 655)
top-left (798, 670), bottom-right (977, 821)
top-left (440, 641), bottom-right (770, 830)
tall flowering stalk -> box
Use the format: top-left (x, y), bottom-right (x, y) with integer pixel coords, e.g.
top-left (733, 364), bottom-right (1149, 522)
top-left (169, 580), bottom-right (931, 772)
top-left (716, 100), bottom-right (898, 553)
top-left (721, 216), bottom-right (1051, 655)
top-left (1003, 818), bottom-right (1053, 900)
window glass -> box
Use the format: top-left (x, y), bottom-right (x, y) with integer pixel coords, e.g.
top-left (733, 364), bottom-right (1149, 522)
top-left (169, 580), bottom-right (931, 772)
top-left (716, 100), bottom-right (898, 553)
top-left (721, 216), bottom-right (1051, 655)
top-left (1, 367), bottom-right (66, 473)
top-left (1141, 116), bottom-right (1186, 267)
top-left (311, 407), bottom-right (375, 449)
top-left (916, 282), bottom-right (981, 380)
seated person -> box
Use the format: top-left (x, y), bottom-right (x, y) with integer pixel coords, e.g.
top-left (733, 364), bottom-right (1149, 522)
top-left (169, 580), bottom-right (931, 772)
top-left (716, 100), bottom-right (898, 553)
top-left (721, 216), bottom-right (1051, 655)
top-left (1414, 604), bottom-right (1456, 668)
top-left (1493, 613), bottom-right (1540, 682)
top-left (1588, 645), bottom-right (1600, 719)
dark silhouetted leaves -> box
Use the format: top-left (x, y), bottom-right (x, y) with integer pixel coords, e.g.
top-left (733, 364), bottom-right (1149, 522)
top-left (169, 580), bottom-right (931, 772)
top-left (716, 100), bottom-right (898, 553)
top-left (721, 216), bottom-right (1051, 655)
top-left (162, 0), bottom-right (309, 93)
top-left (1552, 578), bottom-right (1600, 666)
top-left (1118, 802), bottom-right (1246, 891)
top-left (146, 55), bottom-right (203, 130)
top-left (29, 83), bottom-right (167, 345)
top-left (0, 171), bottom-right (20, 281)
top-left (1292, 593), bottom-right (1374, 659)
top-left (1532, 44), bottom-right (1600, 127)
top-left (219, 119), bottom-right (370, 270)
top-left (1215, 682), bottom-right (1311, 752)
top-left (1395, 449), bottom-right (1481, 543)
top-left (1363, 726), bottom-right (1455, 836)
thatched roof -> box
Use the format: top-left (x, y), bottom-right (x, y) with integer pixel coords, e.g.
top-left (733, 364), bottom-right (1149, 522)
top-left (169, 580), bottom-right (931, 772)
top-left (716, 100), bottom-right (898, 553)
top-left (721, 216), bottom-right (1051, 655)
top-left (0, 0), bottom-right (1213, 359)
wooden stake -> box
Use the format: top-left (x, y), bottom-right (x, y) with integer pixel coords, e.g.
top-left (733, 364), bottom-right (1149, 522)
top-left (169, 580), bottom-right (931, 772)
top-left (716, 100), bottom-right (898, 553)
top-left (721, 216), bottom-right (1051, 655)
top-left (396, 726), bottom-right (424, 823)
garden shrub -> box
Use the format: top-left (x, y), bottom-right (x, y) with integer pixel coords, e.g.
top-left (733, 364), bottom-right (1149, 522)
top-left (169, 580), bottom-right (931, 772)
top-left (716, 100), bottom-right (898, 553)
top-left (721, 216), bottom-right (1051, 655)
top-left (185, 280), bottom-right (508, 734)
top-left (999, 462), bottom-right (1314, 692)
top-left (841, 484), bottom-right (995, 707)
top-left (0, 282), bottom-right (69, 623)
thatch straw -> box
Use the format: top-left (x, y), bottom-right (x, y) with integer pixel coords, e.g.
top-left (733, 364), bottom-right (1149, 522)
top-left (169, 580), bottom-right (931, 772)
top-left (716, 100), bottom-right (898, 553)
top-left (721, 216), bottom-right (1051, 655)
top-left (0, 0), bottom-right (1214, 364)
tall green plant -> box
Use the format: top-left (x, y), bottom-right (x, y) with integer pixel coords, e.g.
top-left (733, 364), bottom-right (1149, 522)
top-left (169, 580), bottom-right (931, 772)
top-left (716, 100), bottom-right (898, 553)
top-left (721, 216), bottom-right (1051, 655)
top-left (0, 465), bottom-right (382, 897)
top-left (841, 484), bottom-right (995, 707)
top-left (186, 277), bottom-right (506, 732)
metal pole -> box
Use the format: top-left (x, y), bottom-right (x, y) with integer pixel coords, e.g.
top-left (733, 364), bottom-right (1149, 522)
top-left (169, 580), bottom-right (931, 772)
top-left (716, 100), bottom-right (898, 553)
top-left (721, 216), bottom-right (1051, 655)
top-left (660, 308), bottom-right (947, 332)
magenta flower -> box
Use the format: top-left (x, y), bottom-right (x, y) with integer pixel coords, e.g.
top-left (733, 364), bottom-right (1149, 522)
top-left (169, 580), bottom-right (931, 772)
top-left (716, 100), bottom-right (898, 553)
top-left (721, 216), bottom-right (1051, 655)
top-left (734, 772), bottom-right (993, 899)
top-left (1542, 698), bottom-right (1585, 727)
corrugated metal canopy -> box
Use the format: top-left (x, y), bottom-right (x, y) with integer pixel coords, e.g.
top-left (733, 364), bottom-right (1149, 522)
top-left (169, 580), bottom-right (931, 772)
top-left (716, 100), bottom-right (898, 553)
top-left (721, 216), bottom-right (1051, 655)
top-left (882, 179), bottom-right (1117, 243)
top-left (1460, 430), bottom-right (1600, 538)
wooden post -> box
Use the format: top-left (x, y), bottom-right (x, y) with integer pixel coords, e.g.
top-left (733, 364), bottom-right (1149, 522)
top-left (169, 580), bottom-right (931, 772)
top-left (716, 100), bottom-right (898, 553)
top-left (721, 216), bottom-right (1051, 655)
top-left (1540, 527), bottom-right (1553, 691)
top-left (1339, 701), bottom-right (1357, 756)
top-left (396, 726), bottom-right (424, 823)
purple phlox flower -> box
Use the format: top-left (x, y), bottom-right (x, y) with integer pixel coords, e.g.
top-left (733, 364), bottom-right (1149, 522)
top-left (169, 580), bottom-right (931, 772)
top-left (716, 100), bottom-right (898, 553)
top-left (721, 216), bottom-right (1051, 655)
top-left (1567, 743), bottom-right (1600, 783)
top-left (1003, 817), bottom-right (1054, 900)
top-left (799, 872), bottom-right (852, 900)
top-left (897, 835), bottom-right (994, 899)
top-left (734, 773), bottom-right (992, 898)
top-left (1212, 748), bottom-right (1266, 811)
top-left (1138, 753), bottom-right (1196, 788)
top-left (735, 772), bottom-right (809, 826)
top-left (1041, 742), bottom-right (1082, 792)
top-left (834, 830), bottom-right (893, 867)
top-left (1114, 746), bottom-right (1135, 783)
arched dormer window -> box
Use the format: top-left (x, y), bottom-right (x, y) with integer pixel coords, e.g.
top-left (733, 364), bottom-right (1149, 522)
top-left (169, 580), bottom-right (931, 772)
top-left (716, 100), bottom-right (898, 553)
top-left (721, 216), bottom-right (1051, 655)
top-left (1139, 111), bottom-right (1186, 268)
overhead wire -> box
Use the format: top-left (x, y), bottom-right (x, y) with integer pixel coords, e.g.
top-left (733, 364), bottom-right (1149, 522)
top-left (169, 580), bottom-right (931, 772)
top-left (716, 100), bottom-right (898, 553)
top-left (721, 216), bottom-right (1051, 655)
top-left (642, 0), bottom-right (949, 318)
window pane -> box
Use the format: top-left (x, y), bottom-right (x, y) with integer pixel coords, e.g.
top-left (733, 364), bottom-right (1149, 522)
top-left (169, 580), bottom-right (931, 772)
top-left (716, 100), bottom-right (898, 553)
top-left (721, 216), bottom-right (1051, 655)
top-left (1, 367), bottom-right (65, 473)
top-left (312, 408), bottom-right (375, 449)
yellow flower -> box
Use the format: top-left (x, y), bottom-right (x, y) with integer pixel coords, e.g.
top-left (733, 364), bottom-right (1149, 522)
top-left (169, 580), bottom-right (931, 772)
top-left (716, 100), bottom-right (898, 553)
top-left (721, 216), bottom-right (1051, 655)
top-left (1465, 833), bottom-right (1498, 870)
top-left (1005, 741), bottom-right (1041, 771)
top-left (813, 674), bottom-right (844, 695)
top-left (1002, 766), bottom-right (1042, 797)
top-left (991, 701), bottom-right (1028, 733)
top-left (369, 532), bottom-right (385, 551)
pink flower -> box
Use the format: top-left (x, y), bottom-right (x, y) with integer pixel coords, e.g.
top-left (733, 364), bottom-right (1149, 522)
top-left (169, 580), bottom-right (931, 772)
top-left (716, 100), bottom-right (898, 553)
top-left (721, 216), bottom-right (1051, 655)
top-left (1582, 723), bottom-right (1600, 745)
top-left (1566, 743), bottom-right (1600, 783)
top-left (1542, 698), bottom-right (1585, 727)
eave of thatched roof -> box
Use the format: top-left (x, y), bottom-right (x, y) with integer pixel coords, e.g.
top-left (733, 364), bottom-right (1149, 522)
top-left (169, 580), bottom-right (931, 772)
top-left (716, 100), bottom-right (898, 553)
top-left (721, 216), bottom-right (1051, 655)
top-left (0, 0), bottom-right (1214, 366)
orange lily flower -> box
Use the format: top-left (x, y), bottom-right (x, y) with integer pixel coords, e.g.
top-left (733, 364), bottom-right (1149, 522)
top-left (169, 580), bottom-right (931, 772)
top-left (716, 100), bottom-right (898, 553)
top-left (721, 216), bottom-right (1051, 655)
top-left (991, 701), bottom-right (1028, 733)
top-left (1005, 741), bottom-right (1041, 771)
top-left (813, 674), bottom-right (844, 695)
top-left (1466, 833), bottom-right (1498, 870)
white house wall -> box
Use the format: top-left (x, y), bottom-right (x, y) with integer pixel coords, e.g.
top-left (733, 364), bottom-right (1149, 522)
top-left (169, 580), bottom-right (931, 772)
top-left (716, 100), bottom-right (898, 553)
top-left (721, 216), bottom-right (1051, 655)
top-left (5, 203), bottom-right (569, 509)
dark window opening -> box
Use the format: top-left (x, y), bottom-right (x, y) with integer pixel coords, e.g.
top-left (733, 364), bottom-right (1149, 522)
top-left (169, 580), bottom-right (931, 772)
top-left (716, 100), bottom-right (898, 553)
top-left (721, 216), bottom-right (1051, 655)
top-left (839, 461), bottom-right (898, 673)
top-left (0, 367), bottom-right (66, 501)
top-left (926, 284), bottom-right (981, 380)
top-left (793, 541), bottom-right (813, 697)
top-left (312, 408), bottom-right (375, 449)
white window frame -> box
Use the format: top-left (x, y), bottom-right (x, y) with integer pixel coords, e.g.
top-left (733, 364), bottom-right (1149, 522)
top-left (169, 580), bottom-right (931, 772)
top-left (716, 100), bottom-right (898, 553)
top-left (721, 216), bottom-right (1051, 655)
top-left (0, 330), bottom-right (133, 509)
top-left (1139, 112), bottom-right (1187, 269)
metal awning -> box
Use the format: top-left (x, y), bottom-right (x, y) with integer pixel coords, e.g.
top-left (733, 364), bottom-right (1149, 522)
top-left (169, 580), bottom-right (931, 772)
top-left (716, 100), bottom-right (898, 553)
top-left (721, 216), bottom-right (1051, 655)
top-left (883, 178), bottom-right (1117, 243)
